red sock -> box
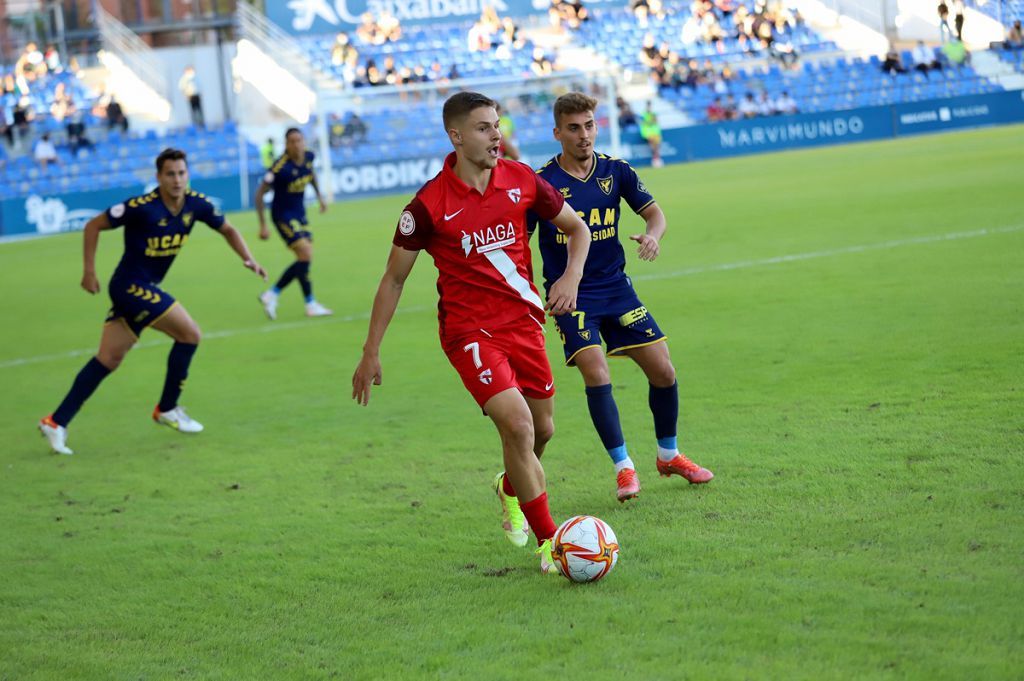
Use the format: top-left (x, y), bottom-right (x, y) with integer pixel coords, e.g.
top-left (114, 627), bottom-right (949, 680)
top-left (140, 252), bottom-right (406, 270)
top-left (520, 491), bottom-right (558, 544)
top-left (501, 472), bottom-right (516, 497)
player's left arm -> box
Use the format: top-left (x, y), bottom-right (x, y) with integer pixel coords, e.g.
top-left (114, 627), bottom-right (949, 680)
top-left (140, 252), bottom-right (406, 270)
top-left (310, 171), bottom-right (327, 213)
top-left (216, 220), bottom-right (268, 280)
top-left (630, 201), bottom-right (666, 262)
top-left (546, 202), bottom-right (590, 315)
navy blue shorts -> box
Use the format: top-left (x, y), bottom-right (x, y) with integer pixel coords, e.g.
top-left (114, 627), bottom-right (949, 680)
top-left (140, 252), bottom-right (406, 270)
top-left (273, 214), bottom-right (312, 248)
top-left (105, 278), bottom-right (177, 339)
top-left (552, 285), bottom-right (666, 365)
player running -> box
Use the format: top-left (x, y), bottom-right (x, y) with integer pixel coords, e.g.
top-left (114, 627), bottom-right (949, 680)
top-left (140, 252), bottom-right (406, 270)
top-left (528, 92), bottom-right (713, 502)
top-left (39, 148), bottom-right (267, 455)
top-left (255, 127), bottom-right (332, 319)
top-left (352, 92), bottom-right (591, 574)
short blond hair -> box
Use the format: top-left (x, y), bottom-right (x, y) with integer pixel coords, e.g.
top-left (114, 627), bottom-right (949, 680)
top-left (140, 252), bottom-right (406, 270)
top-left (553, 92), bottom-right (598, 127)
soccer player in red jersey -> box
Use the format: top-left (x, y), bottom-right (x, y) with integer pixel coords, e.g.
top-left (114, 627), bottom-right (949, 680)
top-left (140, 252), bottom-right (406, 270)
top-left (351, 92), bottom-right (591, 574)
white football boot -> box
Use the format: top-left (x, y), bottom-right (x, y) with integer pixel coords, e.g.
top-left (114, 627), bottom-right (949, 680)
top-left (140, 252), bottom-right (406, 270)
top-left (305, 301), bottom-right (333, 317)
top-left (258, 290), bottom-right (278, 320)
top-left (39, 415), bottom-right (73, 455)
top-left (153, 406), bottom-right (204, 433)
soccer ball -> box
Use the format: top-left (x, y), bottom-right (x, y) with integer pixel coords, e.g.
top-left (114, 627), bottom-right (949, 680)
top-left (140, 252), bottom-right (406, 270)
top-left (552, 515), bottom-right (620, 583)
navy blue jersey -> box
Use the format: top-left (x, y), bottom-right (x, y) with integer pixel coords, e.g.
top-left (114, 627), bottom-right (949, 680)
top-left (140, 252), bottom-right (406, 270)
top-left (106, 189), bottom-right (224, 284)
top-left (265, 150), bottom-right (315, 219)
top-left (528, 152), bottom-right (655, 296)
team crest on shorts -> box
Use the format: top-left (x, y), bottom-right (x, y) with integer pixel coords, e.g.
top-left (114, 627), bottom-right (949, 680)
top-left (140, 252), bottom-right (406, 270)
top-left (506, 188), bottom-right (521, 204)
top-left (597, 176), bottom-right (613, 195)
top-left (398, 211), bottom-right (415, 235)
top-left (578, 330), bottom-right (591, 341)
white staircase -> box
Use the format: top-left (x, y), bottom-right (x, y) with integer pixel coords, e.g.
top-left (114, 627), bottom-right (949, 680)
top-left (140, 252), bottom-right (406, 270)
top-left (233, 2), bottom-right (343, 124)
top-left (790, 0), bottom-right (889, 57)
top-left (95, 9), bottom-right (172, 123)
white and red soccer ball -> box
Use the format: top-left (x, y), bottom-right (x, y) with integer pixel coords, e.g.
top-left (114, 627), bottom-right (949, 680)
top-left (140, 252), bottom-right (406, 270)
top-left (552, 515), bottom-right (620, 583)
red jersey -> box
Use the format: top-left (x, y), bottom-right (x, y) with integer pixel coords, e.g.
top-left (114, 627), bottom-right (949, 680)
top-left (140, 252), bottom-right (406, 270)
top-left (393, 153), bottom-right (565, 340)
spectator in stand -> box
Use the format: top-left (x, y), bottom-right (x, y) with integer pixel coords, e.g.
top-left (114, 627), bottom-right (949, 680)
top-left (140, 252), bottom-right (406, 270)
top-left (501, 17), bottom-right (525, 50)
top-left (344, 112), bottom-right (368, 143)
top-left (882, 48), bottom-right (907, 74)
top-left (356, 13), bottom-right (384, 45)
top-left (706, 96), bottom-right (726, 122)
top-left (550, 0), bottom-right (588, 30)
top-left (952, 0), bottom-right (965, 41)
top-left (331, 33), bottom-right (358, 67)
top-left (0, 115), bottom-right (12, 148)
top-left (738, 92), bottom-right (759, 118)
top-left (1005, 20), bottom-right (1022, 50)
top-left (617, 96), bottom-right (638, 130)
top-left (44, 45), bottom-right (62, 73)
top-left (50, 83), bottom-right (73, 122)
top-left (723, 93), bottom-right (738, 120)
top-left (0, 139), bottom-right (6, 170)
top-left (15, 43), bottom-right (45, 83)
top-left (378, 9), bottom-right (402, 43)
top-left (530, 48), bottom-right (554, 76)
top-left (178, 66), bottom-right (204, 127)
top-left (775, 90), bottom-right (799, 115)
top-left (66, 107), bottom-right (94, 156)
top-left (941, 37), bottom-right (969, 66)
top-left (640, 34), bottom-right (660, 69)
top-left (756, 90), bottom-right (775, 116)
top-left (631, 0), bottom-right (649, 26)
top-left (639, 101), bottom-right (663, 167)
top-left (468, 14), bottom-right (496, 52)
top-left (106, 96), bottom-right (128, 131)
top-left (34, 133), bottom-right (59, 169)
top-left (912, 41), bottom-right (942, 71)
top-left (937, 2), bottom-right (951, 41)
top-left (13, 96), bottom-right (32, 146)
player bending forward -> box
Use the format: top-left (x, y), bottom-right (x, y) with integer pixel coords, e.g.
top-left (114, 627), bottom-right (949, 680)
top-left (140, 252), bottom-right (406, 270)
top-left (352, 92), bottom-right (591, 574)
top-left (529, 92), bottom-right (713, 502)
top-left (39, 148), bottom-right (267, 454)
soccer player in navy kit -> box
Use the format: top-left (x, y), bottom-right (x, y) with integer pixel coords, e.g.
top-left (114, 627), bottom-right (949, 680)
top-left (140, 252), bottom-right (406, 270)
top-left (528, 92), bottom-right (714, 502)
top-left (39, 149), bottom-right (267, 455)
top-left (255, 128), bottom-right (332, 319)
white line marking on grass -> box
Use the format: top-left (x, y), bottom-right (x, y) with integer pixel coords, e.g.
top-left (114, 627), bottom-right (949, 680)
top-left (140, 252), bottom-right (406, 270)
top-left (2, 224), bottom-right (1021, 371)
top-left (631, 225), bottom-right (1024, 282)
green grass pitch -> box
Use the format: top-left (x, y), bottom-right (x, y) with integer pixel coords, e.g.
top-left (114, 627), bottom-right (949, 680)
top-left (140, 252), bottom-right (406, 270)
top-left (1, 124), bottom-right (1022, 680)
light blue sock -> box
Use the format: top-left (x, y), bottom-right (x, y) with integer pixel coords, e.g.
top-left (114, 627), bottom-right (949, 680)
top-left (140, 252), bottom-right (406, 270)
top-left (657, 436), bottom-right (679, 461)
top-left (271, 285), bottom-right (282, 295)
top-left (608, 445), bottom-right (635, 472)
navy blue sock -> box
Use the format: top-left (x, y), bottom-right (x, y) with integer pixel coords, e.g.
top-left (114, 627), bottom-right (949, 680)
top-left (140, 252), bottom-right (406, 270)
top-left (53, 357), bottom-right (111, 427)
top-left (585, 384), bottom-right (628, 463)
top-left (649, 381), bottom-right (679, 443)
top-left (274, 261), bottom-right (302, 292)
top-left (295, 261), bottom-right (313, 302)
top-left (158, 342), bottom-right (198, 412)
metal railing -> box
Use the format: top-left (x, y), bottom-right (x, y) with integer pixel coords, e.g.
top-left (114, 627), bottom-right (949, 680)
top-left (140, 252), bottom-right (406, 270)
top-left (95, 8), bottom-right (170, 102)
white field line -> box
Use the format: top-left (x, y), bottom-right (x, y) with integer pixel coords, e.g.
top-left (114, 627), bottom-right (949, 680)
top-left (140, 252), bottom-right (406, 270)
top-left (2, 224), bottom-right (1021, 371)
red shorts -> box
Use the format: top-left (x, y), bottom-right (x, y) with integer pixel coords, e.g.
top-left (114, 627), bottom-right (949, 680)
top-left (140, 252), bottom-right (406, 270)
top-left (443, 316), bottom-right (555, 408)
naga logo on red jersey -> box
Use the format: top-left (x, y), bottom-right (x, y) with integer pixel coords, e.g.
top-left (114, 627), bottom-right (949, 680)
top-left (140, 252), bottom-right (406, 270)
top-left (506, 187), bottom-right (521, 204)
top-left (460, 222), bottom-right (517, 257)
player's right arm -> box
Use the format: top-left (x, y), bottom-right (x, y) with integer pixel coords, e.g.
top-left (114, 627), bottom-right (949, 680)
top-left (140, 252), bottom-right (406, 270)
top-left (254, 171), bottom-right (273, 240)
top-left (81, 212), bottom-right (112, 294)
top-left (352, 245), bottom-right (420, 406)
